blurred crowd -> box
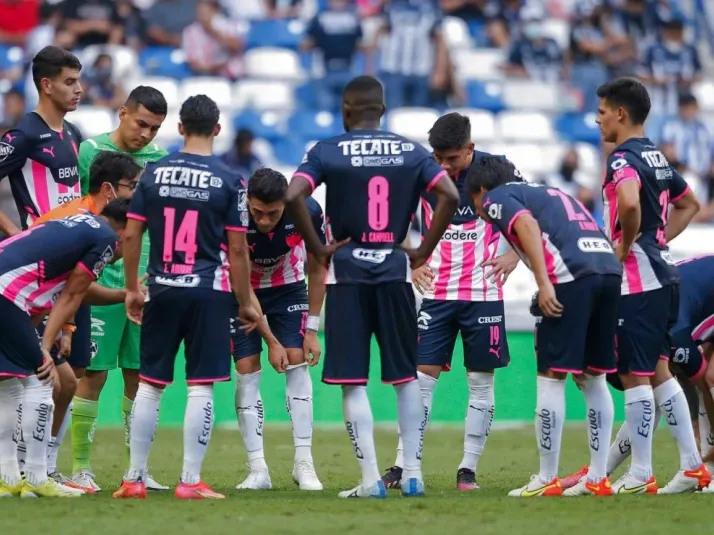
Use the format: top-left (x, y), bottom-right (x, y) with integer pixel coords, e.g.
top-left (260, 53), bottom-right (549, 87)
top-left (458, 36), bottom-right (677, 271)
top-left (1, 0), bottom-right (713, 222)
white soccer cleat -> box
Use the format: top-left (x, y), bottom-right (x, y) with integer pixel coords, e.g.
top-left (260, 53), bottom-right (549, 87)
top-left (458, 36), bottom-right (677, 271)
top-left (338, 480), bottom-right (387, 499)
top-left (611, 472), bottom-right (657, 495)
top-left (700, 481), bottom-right (714, 493)
top-left (508, 474), bottom-right (562, 497)
top-left (292, 461), bottom-right (323, 491)
top-left (145, 472), bottom-right (169, 491)
top-left (21, 478), bottom-right (86, 498)
top-left (235, 469), bottom-right (272, 490)
top-left (657, 465), bottom-right (711, 495)
top-left (562, 476), bottom-right (613, 497)
top-left (71, 470), bottom-right (102, 493)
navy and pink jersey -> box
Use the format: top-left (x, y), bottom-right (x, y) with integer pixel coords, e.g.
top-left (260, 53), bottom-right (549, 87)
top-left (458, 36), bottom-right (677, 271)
top-left (674, 255), bottom-right (714, 343)
top-left (602, 137), bottom-right (689, 295)
top-left (484, 182), bottom-right (622, 283)
top-left (294, 130), bottom-right (446, 285)
top-left (249, 197), bottom-right (325, 289)
top-left (0, 113), bottom-right (82, 229)
top-left (420, 150), bottom-right (514, 302)
top-left (128, 152), bottom-right (248, 292)
top-left (0, 214), bottom-right (117, 315)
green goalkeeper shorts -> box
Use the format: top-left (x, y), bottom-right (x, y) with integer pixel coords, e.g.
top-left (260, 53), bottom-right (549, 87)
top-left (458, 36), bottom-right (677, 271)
top-left (87, 303), bottom-right (140, 371)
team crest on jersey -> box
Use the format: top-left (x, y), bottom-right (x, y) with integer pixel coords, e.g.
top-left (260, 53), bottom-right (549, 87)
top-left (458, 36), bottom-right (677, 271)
top-left (0, 141), bottom-right (14, 162)
top-left (285, 233), bottom-right (302, 249)
top-left (487, 203), bottom-right (502, 220)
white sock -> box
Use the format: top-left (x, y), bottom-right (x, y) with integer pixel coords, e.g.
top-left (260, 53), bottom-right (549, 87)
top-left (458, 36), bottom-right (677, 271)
top-left (536, 376), bottom-right (565, 482)
top-left (654, 378), bottom-right (702, 470)
top-left (459, 372), bottom-right (495, 473)
top-left (606, 405), bottom-right (661, 475)
top-left (580, 374), bottom-right (614, 481)
top-left (0, 379), bottom-right (22, 486)
top-left (47, 402), bottom-right (72, 475)
top-left (395, 371), bottom-right (436, 468)
top-left (235, 371), bottom-right (267, 471)
top-left (181, 385), bottom-right (214, 485)
top-left (395, 379), bottom-right (426, 481)
top-left (14, 405), bottom-right (25, 472)
top-left (126, 382), bottom-right (162, 482)
top-left (624, 384), bottom-right (655, 481)
top-left (285, 364), bottom-right (313, 464)
top-left (698, 390), bottom-right (714, 460)
top-left (342, 385), bottom-right (380, 487)
top-left (19, 376), bottom-right (54, 486)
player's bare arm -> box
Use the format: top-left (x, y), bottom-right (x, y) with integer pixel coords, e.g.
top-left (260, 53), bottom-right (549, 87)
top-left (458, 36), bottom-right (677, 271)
top-left (512, 214), bottom-right (563, 318)
top-left (84, 282), bottom-right (126, 305)
top-left (666, 189), bottom-right (700, 243)
top-left (614, 179), bottom-right (641, 262)
top-left (123, 218), bottom-right (146, 325)
top-left (227, 229), bottom-right (262, 332)
top-left (0, 210), bottom-right (21, 237)
top-left (304, 253), bottom-right (326, 366)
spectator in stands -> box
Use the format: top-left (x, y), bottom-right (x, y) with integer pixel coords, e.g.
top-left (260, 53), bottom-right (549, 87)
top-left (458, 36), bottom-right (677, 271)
top-left (488, 0), bottom-right (546, 48)
top-left (357, 0), bottom-right (383, 17)
top-left (0, 89), bottom-right (24, 127)
top-left (265, 0), bottom-right (303, 19)
top-left (144, 0), bottom-right (199, 47)
top-left (25, 3), bottom-right (64, 56)
top-left (610, 0), bottom-right (657, 56)
top-left (375, 0), bottom-right (448, 110)
top-left (0, 0), bottom-right (40, 46)
top-left (545, 148), bottom-right (597, 213)
top-left (503, 16), bottom-right (563, 83)
top-left (661, 93), bottom-right (713, 180)
top-left (58, 0), bottom-right (123, 48)
top-left (81, 53), bottom-right (127, 110)
top-left (117, 0), bottom-right (148, 50)
top-left (637, 18), bottom-right (702, 116)
top-left (440, 0), bottom-right (492, 22)
top-left (302, 0), bottom-right (363, 111)
top-left (183, 0), bottom-right (246, 80)
top-left (222, 129), bottom-right (263, 179)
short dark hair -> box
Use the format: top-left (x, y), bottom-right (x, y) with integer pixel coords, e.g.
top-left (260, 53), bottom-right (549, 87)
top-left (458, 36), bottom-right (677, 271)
top-left (342, 75), bottom-right (384, 115)
top-left (678, 92), bottom-right (698, 107)
top-left (466, 156), bottom-right (519, 194)
top-left (126, 85), bottom-right (168, 116)
top-left (100, 197), bottom-right (131, 226)
top-left (248, 167), bottom-right (287, 204)
top-left (596, 77), bottom-right (651, 125)
top-left (429, 113), bottom-right (472, 150)
top-left (179, 94), bottom-right (220, 137)
top-left (32, 46), bottom-right (82, 90)
top-left (88, 151), bottom-right (142, 194)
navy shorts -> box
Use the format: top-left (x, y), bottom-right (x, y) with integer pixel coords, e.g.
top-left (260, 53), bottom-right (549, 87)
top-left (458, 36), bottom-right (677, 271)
top-left (231, 282), bottom-right (308, 360)
top-left (0, 296), bottom-right (43, 377)
top-left (323, 282), bottom-right (417, 385)
top-left (616, 285), bottom-right (677, 376)
top-left (140, 286), bottom-right (233, 385)
top-left (417, 299), bottom-right (510, 371)
top-left (534, 274), bottom-right (621, 374)
top-left (669, 328), bottom-right (707, 382)
top-left (36, 304), bottom-right (91, 368)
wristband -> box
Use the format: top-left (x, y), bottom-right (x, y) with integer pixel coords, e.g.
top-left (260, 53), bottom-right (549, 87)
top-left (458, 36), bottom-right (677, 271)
top-left (306, 315), bottom-right (320, 332)
top-left (62, 323), bottom-right (77, 333)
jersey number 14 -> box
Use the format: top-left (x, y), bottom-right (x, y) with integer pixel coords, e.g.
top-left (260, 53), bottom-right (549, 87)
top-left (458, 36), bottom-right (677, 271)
top-left (163, 207), bottom-right (199, 265)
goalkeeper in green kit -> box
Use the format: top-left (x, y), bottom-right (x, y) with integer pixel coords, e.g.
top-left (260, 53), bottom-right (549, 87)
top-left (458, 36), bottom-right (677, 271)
top-left (69, 87), bottom-right (170, 492)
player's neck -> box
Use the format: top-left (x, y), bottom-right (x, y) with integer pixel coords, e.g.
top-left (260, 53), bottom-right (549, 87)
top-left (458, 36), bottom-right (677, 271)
top-left (614, 126), bottom-right (645, 147)
top-left (34, 100), bottom-right (66, 132)
top-left (181, 138), bottom-right (213, 156)
top-left (349, 121), bottom-right (380, 131)
top-left (110, 129), bottom-right (134, 153)
top-left (89, 193), bottom-right (106, 213)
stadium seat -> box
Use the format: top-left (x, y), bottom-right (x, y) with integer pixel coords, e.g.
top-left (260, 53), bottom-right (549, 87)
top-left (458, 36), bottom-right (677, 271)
top-left (246, 19), bottom-right (305, 49)
top-left (443, 17), bottom-right (472, 49)
top-left (272, 137), bottom-right (309, 166)
top-left (693, 81), bottom-right (714, 112)
top-left (489, 143), bottom-right (563, 177)
top-left (252, 137), bottom-right (278, 164)
top-left (139, 47), bottom-right (192, 79)
top-left (448, 108), bottom-right (496, 141)
top-left (233, 80), bottom-right (295, 111)
top-left (542, 19), bottom-right (570, 49)
top-left (387, 108), bottom-right (440, 142)
top-left (153, 108), bottom-right (181, 146)
top-left (466, 19), bottom-right (489, 47)
top-left (125, 76), bottom-right (180, 108)
top-left (465, 81), bottom-right (506, 112)
top-left (0, 45), bottom-right (23, 71)
top-left (81, 45), bottom-right (138, 81)
top-left (244, 47), bottom-right (304, 82)
top-left (496, 111), bottom-right (554, 142)
top-left (452, 49), bottom-right (505, 81)
top-left (554, 112), bottom-right (600, 145)
top-left (502, 80), bottom-right (562, 112)
top-left (288, 110), bottom-right (341, 140)
top-left (68, 107), bottom-right (116, 139)
top-left (180, 77), bottom-right (234, 109)
top-left (574, 142), bottom-right (600, 176)
top-left (233, 109), bottom-right (288, 140)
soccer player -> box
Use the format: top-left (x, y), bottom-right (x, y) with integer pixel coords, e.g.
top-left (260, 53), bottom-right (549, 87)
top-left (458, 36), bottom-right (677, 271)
top-left (113, 94), bottom-right (260, 500)
top-left (233, 167), bottom-right (326, 491)
top-left (382, 113), bottom-right (519, 491)
top-left (71, 86), bottom-right (169, 492)
top-left (32, 151), bottom-right (142, 487)
top-left (596, 78), bottom-right (707, 494)
top-left (286, 75), bottom-right (460, 498)
top-left (0, 198), bottom-right (129, 498)
top-left (467, 156), bottom-right (623, 497)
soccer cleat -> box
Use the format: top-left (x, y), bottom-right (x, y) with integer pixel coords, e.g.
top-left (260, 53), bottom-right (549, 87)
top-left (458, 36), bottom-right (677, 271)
top-left (563, 476), bottom-right (614, 496)
top-left (657, 464), bottom-right (711, 494)
top-left (560, 465), bottom-right (588, 490)
top-left (20, 478), bottom-right (85, 498)
top-left (400, 477), bottom-right (425, 497)
top-left (70, 470), bottom-right (102, 493)
top-left (49, 471), bottom-right (88, 492)
top-left (112, 479), bottom-right (147, 499)
top-left (700, 481), bottom-right (714, 493)
top-left (456, 468), bottom-right (479, 491)
top-left (145, 473), bottom-right (169, 491)
top-left (338, 480), bottom-right (387, 499)
top-left (292, 461), bottom-right (323, 491)
top-left (508, 475), bottom-right (563, 497)
top-left (611, 473), bottom-right (657, 495)
top-left (381, 466), bottom-right (403, 490)
top-left (0, 479), bottom-right (22, 498)
top-left (235, 468), bottom-right (272, 490)
top-left (174, 480), bottom-right (225, 500)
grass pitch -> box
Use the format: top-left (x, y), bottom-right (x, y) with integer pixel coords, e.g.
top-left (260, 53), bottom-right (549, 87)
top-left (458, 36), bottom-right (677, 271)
top-left (0, 427), bottom-right (709, 534)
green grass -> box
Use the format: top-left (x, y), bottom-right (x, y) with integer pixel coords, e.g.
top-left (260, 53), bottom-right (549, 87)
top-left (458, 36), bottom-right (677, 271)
top-left (0, 427), bottom-right (709, 534)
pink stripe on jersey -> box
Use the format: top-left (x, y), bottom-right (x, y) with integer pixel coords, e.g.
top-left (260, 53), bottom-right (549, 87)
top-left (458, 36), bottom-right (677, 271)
top-left (671, 185), bottom-right (691, 203)
top-left (1, 268), bottom-right (38, 305)
top-left (432, 240), bottom-right (452, 299)
top-left (251, 243), bottom-right (307, 290)
top-left (426, 170), bottom-right (447, 192)
top-left (76, 262), bottom-right (97, 280)
top-left (623, 253), bottom-right (644, 293)
top-left (541, 236), bottom-right (557, 284)
top-left (420, 198), bottom-right (432, 229)
top-left (31, 160), bottom-right (51, 215)
top-left (613, 166), bottom-right (641, 187)
top-left (293, 173), bottom-right (316, 192)
top-left (507, 209), bottom-right (530, 237)
top-left (677, 253), bottom-right (714, 266)
top-left (693, 313), bottom-right (714, 342)
top-left (127, 213), bottom-right (147, 222)
top-left (602, 183), bottom-right (620, 241)
top-left (25, 273), bottom-right (70, 313)
top-left (456, 240), bottom-right (476, 300)
top-left (225, 226), bottom-right (246, 232)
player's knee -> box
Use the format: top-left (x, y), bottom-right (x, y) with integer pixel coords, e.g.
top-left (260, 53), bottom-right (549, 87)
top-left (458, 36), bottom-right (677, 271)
top-left (187, 384), bottom-right (213, 400)
top-left (137, 381), bottom-right (165, 400)
top-left (540, 370), bottom-right (567, 380)
top-left (21, 375), bottom-right (55, 406)
top-left (652, 360), bottom-right (674, 387)
top-left (83, 370), bottom-right (108, 393)
top-left (417, 365), bottom-right (441, 380)
top-left (286, 349), bottom-right (305, 366)
top-left (235, 355), bottom-right (261, 375)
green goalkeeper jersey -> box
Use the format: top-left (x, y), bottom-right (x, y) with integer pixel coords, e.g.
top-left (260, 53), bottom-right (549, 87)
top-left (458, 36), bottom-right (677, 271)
top-left (78, 133), bottom-right (168, 289)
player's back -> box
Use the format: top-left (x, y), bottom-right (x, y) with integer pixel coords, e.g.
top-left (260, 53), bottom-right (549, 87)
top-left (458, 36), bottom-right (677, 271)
top-left (676, 255), bottom-right (714, 328)
top-left (132, 152), bottom-right (245, 290)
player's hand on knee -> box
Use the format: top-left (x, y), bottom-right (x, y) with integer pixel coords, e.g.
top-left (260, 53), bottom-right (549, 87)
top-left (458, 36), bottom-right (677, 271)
top-left (480, 252), bottom-right (519, 285)
top-left (537, 282), bottom-right (563, 318)
top-left (37, 349), bottom-right (59, 386)
top-left (412, 265), bottom-right (434, 294)
top-left (238, 304), bottom-right (262, 334)
top-left (303, 331), bottom-right (321, 366)
top-left (125, 290), bottom-right (145, 325)
top-left (268, 342), bottom-right (289, 373)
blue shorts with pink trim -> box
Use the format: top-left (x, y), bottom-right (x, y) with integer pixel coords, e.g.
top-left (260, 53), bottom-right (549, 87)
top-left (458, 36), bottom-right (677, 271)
top-left (669, 329), bottom-right (708, 382)
top-left (139, 286), bottom-right (233, 385)
top-left (534, 274), bottom-right (621, 375)
top-left (0, 295), bottom-right (43, 378)
top-left (322, 282), bottom-right (417, 385)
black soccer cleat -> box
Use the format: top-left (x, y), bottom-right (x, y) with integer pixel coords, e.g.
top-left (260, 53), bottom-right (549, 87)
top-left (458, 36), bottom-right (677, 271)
top-left (456, 468), bottom-right (479, 491)
top-left (381, 466), bottom-right (403, 489)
